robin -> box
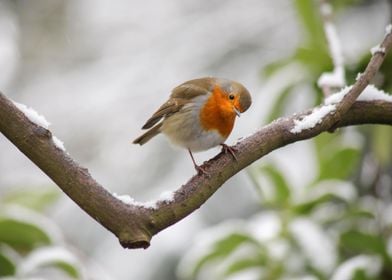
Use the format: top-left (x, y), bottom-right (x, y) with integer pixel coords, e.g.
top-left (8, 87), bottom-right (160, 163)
top-left (133, 77), bottom-right (252, 174)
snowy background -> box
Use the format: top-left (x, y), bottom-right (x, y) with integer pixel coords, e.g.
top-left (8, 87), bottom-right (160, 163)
top-left (0, 0), bottom-right (390, 279)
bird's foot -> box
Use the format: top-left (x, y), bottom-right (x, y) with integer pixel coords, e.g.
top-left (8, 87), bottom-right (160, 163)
top-left (188, 149), bottom-right (209, 176)
top-left (220, 143), bottom-right (238, 161)
top-left (194, 164), bottom-right (209, 176)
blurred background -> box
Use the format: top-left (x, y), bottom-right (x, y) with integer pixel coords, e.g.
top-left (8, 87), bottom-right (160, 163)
top-left (0, 0), bottom-right (392, 279)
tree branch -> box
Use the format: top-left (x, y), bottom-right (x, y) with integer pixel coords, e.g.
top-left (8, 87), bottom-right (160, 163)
top-left (1, 27), bottom-right (392, 250)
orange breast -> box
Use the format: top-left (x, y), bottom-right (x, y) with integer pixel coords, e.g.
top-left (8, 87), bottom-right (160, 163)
top-left (199, 85), bottom-right (236, 138)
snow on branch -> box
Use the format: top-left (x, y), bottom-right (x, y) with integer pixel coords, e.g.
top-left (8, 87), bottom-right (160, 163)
top-left (385, 24), bottom-right (392, 36)
top-left (113, 190), bottom-right (175, 210)
top-left (0, 24), bottom-right (392, 250)
top-left (293, 21), bottom-right (392, 135)
top-left (358, 85), bottom-right (392, 102)
top-left (13, 101), bottom-right (66, 152)
top-left (290, 105), bottom-right (336, 134)
top-left (14, 102), bottom-right (50, 129)
top-left (324, 86), bottom-right (353, 105)
top-left (370, 45), bottom-right (386, 56)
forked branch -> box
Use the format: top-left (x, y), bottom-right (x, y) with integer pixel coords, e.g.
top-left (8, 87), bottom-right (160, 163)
top-left (0, 27), bottom-right (392, 249)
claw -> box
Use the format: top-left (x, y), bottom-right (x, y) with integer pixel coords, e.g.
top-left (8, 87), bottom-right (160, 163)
top-left (195, 165), bottom-right (208, 176)
top-left (220, 143), bottom-right (238, 161)
top-left (188, 149), bottom-right (209, 176)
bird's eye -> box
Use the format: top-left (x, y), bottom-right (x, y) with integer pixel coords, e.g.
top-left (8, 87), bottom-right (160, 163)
top-left (229, 94), bottom-right (235, 100)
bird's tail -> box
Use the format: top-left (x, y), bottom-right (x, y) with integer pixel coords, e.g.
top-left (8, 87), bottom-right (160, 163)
top-left (132, 123), bottom-right (162, 145)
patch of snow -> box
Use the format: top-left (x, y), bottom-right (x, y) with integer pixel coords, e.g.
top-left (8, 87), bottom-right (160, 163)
top-left (177, 220), bottom-right (245, 279)
top-left (158, 190), bottom-right (175, 203)
top-left (13, 101), bottom-right (68, 151)
top-left (214, 244), bottom-right (261, 279)
top-left (318, 18), bottom-right (345, 88)
top-left (331, 255), bottom-right (381, 280)
top-left (52, 136), bottom-right (66, 151)
top-left (290, 218), bottom-right (337, 275)
top-left (247, 212), bottom-right (281, 242)
top-left (304, 180), bottom-right (357, 203)
top-left (112, 190), bottom-right (176, 209)
top-left (388, 237), bottom-right (392, 259)
top-left (13, 102), bottom-right (50, 129)
top-left (225, 268), bottom-right (263, 280)
top-left (320, 2), bottom-right (332, 16)
top-left (318, 68), bottom-right (345, 88)
top-left (248, 213), bottom-right (288, 261)
top-left (370, 44), bottom-right (386, 55)
top-left (282, 277), bottom-right (317, 280)
top-left (113, 193), bottom-right (135, 205)
top-left (112, 193), bottom-right (156, 209)
top-left (382, 202), bottom-right (392, 227)
top-left (19, 246), bottom-right (80, 276)
top-left (385, 24), bottom-right (392, 36)
top-left (358, 196), bottom-right (381, 220)
top-left (290, 105), bottom-right (336, 134)
top-left (267, 239), bottom-right (289, 261)
top-left (324, 22), bottom-right (344, 68)
top-left (139, 200), bottom-right (158, 209)
top-left (324, 86), bottom-right (353, 105)
top-left (357, 84), bottom-right (392, 102)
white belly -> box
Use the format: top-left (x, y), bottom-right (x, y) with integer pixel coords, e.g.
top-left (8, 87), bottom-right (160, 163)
top-left (160, 96), bottom-right (226, 152)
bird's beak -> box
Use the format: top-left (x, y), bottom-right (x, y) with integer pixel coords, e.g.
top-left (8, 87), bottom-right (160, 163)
top-left (234, 106), bottom-right (241, 117)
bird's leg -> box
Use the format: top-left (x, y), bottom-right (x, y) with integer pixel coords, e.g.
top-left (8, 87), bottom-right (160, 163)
top-left (188, 149), bottom-right (207, 175)
top-left (220, 143), bottom-right (238, 161)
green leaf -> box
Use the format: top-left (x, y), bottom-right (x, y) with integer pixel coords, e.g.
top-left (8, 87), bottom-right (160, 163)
top-left (352, 269), bottom-right (368, 280)
top-left (293, 194), bottom-right (336, 215)
top-left (263, 57), bottom-right (294, 77)
top-left (313, 111), bottom-right (361, 182)
top-left (191, 250), bottom-right (222, 278)
top-left (3, 187), bottom-right (60, 212)
top-left (340, 231), bottom-right (391, 264)
top-left (293, 182), bottom-right (364, 216)
top-left (318, 147), bottom-right (360, 180)
top-left (294, 47), bottom-right (331, 74)
top-left (330, 0), bottom-right (364, 10)
top-left (326, 208), bottom-right (374, 225)
top-left (223, 257), bottom-right (265, 277)
top-left (372, 126), bottom-right (392, 165)
top-left (266, 86), bottom-right (295, 122)
top-left (213, 233), bottom-right (257, 253)
top-left (260, 165), bottom-right (291, 206)
top-left (55, 261), bottom-right (80, 279)
top-left (341, 230), bottom-right (384, 253)
top-left (0, 218), bottom-right (51, 251)
top-left (22, 247), bottom-right (80, 279)
top-left (0, 253), bottom-right (16, 276)
top-left (39, 260), bottom-right (80, 279)
top-left (293, 0), bottom-right (325, 46)
top-left (191, 233), bottom-right (260, 277)
top-left (314, 132), bottom-right (336, 155)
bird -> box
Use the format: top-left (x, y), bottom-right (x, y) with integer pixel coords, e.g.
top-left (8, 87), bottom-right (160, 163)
top-left (133, 77), bottom-right (252, 174)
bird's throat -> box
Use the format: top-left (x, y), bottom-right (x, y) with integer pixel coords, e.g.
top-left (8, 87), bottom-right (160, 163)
top-left (199, 86), bottom-right (236, 138)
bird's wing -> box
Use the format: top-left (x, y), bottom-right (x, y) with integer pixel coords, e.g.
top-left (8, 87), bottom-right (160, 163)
top-left (141, 98), bottom-right (187, 129)
top-left (170, 78), bottom-right (213, 99)
top-left (141, 80), bottom-right (212, 130)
